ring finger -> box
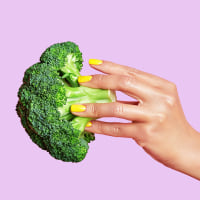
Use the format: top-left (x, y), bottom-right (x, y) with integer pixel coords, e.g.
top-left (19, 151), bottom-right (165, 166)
top-left (71, 102), bottom-right (150, 122)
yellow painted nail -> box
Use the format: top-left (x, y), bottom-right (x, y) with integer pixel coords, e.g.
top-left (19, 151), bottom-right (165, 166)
top-left (89, 59), bottom-right (103, 65)
top-left (71, 105), bottom-right (86, 112)
top-left (78, 75), bottom-right (92, 83)
top-left (86, 121), bottom-right (92, 127)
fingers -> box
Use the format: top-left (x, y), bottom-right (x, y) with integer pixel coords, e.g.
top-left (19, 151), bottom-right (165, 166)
top-left (78, 59), bottom-right (172, 101)
top-left (84, 120), bottom-right (142, 140)
top-left (88, 59), bottom-right (171, 91)
top-left (89, 60), bottom-right (136, 76)
top-left (71, 102), bottom-right (150, 122)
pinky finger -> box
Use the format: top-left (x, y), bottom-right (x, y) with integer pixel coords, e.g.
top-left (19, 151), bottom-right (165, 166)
top-left (85, 120), bottom-right (142, 140)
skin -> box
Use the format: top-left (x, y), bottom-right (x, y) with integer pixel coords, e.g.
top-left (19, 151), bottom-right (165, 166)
top-left (72, 60), bottom-right (200, 180)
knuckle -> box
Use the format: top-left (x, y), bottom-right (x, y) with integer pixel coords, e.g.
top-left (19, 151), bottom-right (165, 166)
top-left (111, 126), bottom-right (121, 137)
top-left (118, 75), bottom-right (135, 89)
top-left (153, 112), bottom-right (167, 123)
top-left (153, 82), bottom-right (162, 90)
top-left (95, 74), bottom-right (106, 85)
top-left (134, 128), bottom-right (148, 147)
top-left (163, 95), bottom-right (176, 108)
top-left (144, 124), bottom-right (152, 136)
top-left (96, 122), bottom-right (105, 133)
top-left (127, 68), bottom-right (139, 76)
top-left (163, 82), bottom-right (177, 108)
top-left (158, 93), bottom-right (177, 109)
top-left (111, 103), bottom-right (124, 116)
top-left (88, 104), bottom-right (99, 117)
top-left (137, 125), bottom-right (152, 145)
top-left (143, 124), bottom-right (158, 141)
top-left (95, 122), bottom-right (121, 137)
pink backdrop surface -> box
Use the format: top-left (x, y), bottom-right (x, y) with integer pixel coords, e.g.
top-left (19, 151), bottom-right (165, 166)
top-left (1, 0), bottom-right (200, 199)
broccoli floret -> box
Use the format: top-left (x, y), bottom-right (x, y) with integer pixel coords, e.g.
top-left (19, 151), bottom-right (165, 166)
top-left (40, 41), bottom-right (83, 87)
top-left (16, 41), bottom-right (116, 162)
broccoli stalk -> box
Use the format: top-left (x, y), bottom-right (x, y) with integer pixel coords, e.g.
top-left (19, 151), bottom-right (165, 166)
top-left (60, 85), bottom-right (115, 134)
top-left (58, 85), bottom-right (115, 119)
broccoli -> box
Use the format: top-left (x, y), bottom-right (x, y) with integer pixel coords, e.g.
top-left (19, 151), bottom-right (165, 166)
top-left (16, 41), bottom-right (116, 162)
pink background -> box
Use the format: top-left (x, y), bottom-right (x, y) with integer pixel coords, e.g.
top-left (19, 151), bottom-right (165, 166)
top-left (1, 0), bottom-right (200, 199)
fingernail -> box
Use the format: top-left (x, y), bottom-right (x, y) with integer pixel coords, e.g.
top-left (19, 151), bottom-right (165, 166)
top-left (89, 59), bottom-right (103, 65)
top-left (86, 121), bottom-right (92, 127)
top-left (71, 105), bottom-right (86, 112)
top-left (78, 75), bottom-right (92, 83)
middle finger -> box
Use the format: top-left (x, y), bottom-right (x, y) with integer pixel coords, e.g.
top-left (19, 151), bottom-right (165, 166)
top-left (71, 102), bottom-right (150, 122)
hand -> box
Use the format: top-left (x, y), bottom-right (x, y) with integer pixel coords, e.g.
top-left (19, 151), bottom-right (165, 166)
top-left (71, 59), bottom-right (200, 180)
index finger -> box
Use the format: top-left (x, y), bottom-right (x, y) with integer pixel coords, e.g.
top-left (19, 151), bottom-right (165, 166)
top-left (89, 59), bottom-right (169, 89)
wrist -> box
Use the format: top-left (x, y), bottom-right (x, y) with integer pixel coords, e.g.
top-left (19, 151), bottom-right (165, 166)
top-left (175, 127), bottom-right (200, 180)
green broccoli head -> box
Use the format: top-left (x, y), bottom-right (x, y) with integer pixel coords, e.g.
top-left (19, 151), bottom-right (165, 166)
top-left (16, 42), bottom-right (116, 162)
top-left (40, 41), bottom-right (83, 87)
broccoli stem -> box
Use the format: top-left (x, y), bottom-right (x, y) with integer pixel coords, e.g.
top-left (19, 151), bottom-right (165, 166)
top-left (65, 85), bottom-right (116, 101)
top-left (58, 86), bottom-right (116, 133)
top-left (58, 86), bottom-right (116, 115)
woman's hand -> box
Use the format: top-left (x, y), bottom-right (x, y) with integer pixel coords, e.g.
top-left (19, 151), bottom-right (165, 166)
top-left (71, 59), bottom-right (200, 180)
